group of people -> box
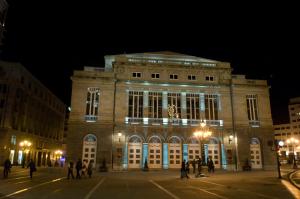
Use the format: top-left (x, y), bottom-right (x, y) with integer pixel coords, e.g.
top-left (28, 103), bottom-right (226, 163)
top-left (181, 157), bottom-right (215, 179)
top-left (67, 158), bottom-right (93, 179)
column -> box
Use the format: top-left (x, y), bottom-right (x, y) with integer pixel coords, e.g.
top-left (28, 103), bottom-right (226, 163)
top-left (143, 91), bottom-right (149, 120)
top-left (123, 142), bottom-right (128, 169)
top-left (162, 92), bottom-right (168, 125)
top-left (221, 143), bottom-right (227, 170)
top-left (183, 144), bottom-right (188, 162)
top-left (163, 143), bottom-right (169, 169)
top-left (181, 92), bottom-right (187, 125)
top-left (200, 93), bottom-right (205, 118)
top-left (142, 143), bottom-right (148, 168)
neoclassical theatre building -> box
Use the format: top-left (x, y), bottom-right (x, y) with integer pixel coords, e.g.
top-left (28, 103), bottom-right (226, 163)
top-left (67, 51), bottom-right (276, 171)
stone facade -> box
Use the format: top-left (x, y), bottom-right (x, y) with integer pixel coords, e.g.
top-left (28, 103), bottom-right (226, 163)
top-left (67, 51), bottom-right (276, 171)
top-left (0, 61), bottom-right (65, 166)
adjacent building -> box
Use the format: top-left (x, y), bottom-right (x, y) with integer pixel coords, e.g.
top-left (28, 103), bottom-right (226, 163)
top-left (0, 61), bottom-right (65, 166)
top-left (274, 97), bottom-right (300, 160)
top-left (67, 51), bottom-right (276, 171)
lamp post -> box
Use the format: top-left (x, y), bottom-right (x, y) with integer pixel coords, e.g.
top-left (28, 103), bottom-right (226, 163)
top-left (193, 121), bottom-right (212, 163)
top-left (286, 137), bottom-right (299, 169)
top-left (54, 150), bottom-right (63, 167)
top-left (19, 140), bottom-right (32, 168)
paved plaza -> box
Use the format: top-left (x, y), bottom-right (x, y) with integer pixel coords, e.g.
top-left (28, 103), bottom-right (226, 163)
top-left (1, 166), bottom-right (300, 199)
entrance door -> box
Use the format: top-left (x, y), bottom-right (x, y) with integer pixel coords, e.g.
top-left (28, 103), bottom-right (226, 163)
top-left (169, 137), bottom-right (181, 169)
top-left (128, 143), bottom-right (142, 168)
top-left (82, 134), bottom-right (97, 168)
top-left (148, 136), bottom-right (162, 169)
top-left (250, 144), bottom-right (262, 169)
top-left (188, 144), bottom-right (200, 162)
top-left (207, 144), bottom-right (220, 168)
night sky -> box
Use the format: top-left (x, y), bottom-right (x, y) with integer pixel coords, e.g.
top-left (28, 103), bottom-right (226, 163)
top-left (1, 2), bottom-right (299, 124)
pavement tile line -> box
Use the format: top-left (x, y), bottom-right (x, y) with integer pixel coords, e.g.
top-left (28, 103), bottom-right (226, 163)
top-left (149, 180), bottom-right (181, 199)
top-left (83, 177), bottom-right (105, 199)
top-left (187, 186), bottom-right (229, 199)
top-left (200, 179), bottom-right (279, 199)
top-left (289, 170), bottom-right (300, 189)
top-left (0, 177), bottom-right (66, 199)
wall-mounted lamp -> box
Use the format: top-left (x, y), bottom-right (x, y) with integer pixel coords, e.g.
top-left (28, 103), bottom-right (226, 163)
top-left (117, 132), bottom-right (122, 142)
top-left (229, 135), bottom-right (234, 144)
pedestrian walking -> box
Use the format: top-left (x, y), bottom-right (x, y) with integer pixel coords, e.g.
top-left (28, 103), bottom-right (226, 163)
top-left (192, 159), bottom-right (196, 174)
top-left (87, 161), bottom-right (93, 178)
top-left (208, 158), bottom-right (215, 173)
top-left (185, 161), bottom-right (190, 174)
top-left (3, 159), bottom-right (12, 178)
top-left (27, 159), bottom-right (36, 179)
top-left (180, 160), bottom-right (189, 179)
top-left (75, 158), bottom-right (82, 179)
top-left (81, 160), bottom-right (88, 177)
top-left (196, 158), bottom-right (202, 177)
top-left (67, 161), bottom-right (74, 179)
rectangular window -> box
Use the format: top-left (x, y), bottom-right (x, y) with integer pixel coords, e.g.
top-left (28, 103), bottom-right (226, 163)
top-left (85, 87), bottom-right (100, 116)
top-left (205, 94), bottom-right (218, 120)
top-left (168, 93), bottom-right (181, 118)
top-left (205, 76), bottom-right (214, 81)
top-left (148, 92), bottom-right (162, 118)
top-left (188, 75), bottom-right (196, 80)
top-left (246, 94), bottom-right (259, 121)
top-left (132, 72), bottom-right (141, 78)
top-left (128, 91), bottom-right (143, 118)
top-left (186, 94), bottom-right (200, 120)
top-left (170, 74), bottom-right (178, 80)
top-left (151, 73), bottom-right (160, 79)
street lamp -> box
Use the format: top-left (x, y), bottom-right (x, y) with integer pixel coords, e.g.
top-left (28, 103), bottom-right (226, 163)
top-left (286, 137), bottom-right (299, 169)
top-left (228, 135), bottom-right (234, 144)
top-left (19, 140), bottom-right (32, 168)
top-left (193, 120), bottom-right (212, 162)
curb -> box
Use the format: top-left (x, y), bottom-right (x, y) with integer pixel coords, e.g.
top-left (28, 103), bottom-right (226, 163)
top-left (288, 169), bottom-right (300, 190)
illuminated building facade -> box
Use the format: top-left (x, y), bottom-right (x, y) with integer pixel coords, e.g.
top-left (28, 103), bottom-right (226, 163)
top-left (274, 97), bottom-right (300, 160)
top-left (0, 61), bottom-right (65, 166)
top-left (67, 51), bottom-right (276, 170)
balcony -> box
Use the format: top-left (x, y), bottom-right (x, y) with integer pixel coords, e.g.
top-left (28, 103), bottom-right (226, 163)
top-left (84, 115), bottom-right (97, 122)
top-left (148, 118), bottom-right (163, 125)
top-left (249, 120), bottom-right (260, 127)
top-left (188, 119), bottom-right (223, 127)
top-left (125, 117), bottom-right (143, 124)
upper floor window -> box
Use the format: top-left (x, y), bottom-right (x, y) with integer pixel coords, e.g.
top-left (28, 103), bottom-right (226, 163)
top-left (86, 87), bottom-right (100, 116)
top-left (148, 92), bottom-right (162, 118)
top-left (128, 91), bottom-right (143, 118)
top-left (151, 73), bottom-right (160, 79)
top-left (205, 76), bottom-right (214, 81)
top-left (168, 93), bottom-right (181, 118)
top-left (188, 75), bottom-right (196, 80)
top-left (170, 74), bottom-right (178, 80)
top-left (205, 94), bottom-right (218, 120)
top-left (132, 72), bottom-right (141, 78)
top-left (246, 94), bottom-right (258, 121)
top-left (11, 135), bottom-right (16, 145)
top-left (186, 94), bottom-right (200, 120)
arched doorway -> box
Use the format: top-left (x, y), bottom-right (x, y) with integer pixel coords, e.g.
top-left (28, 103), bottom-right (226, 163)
top-left (207, 137), bottom-right (220, 169)
top-left (148, 136), bottom-right (162, 169)
top-left (82, 134), bottom-right (97, 168)
top-left (168, 136), bottom-right (181, 169)
top-left (250, 138), bottom-right (262, 169)
top-left (128, 135), bottom-right (142, 169)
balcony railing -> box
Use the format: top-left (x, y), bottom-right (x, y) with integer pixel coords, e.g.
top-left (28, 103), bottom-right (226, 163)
top-left (148, 118), bottom-right (163, 125)
top-left (84, 115), bottom-right (97, 122)
top-left (188, 119), bottom-right (223, 126)
top-left (249, 120), bottom-right (260, 127)
top-left (127, 117), bottom-right (143, 124)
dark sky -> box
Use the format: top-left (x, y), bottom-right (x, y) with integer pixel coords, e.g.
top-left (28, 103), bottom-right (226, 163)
top-left (1, 1), bottom-right (299, 124)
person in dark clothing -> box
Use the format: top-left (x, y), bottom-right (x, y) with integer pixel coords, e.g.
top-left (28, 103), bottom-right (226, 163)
top-left (75, 158), bottom-right (82, 179)
top-left (208, 158), bottom-right (215, 173)
top-left (87, 161), bottom-right (93, 178)
top-left (185, 161), bottom-right (190, 174)
top-left (180, 160), bottom-right (189, 179)
top-left (27, 159), bottom-right (36, 179)
top-left (3, 159), bottom-right (12, 178)
top-left (67, 161), bottom-right (74, 179)
top-left (192, 159), bottom-right (196, 174)
top-left (196, 158), bottom-right (202, 177)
